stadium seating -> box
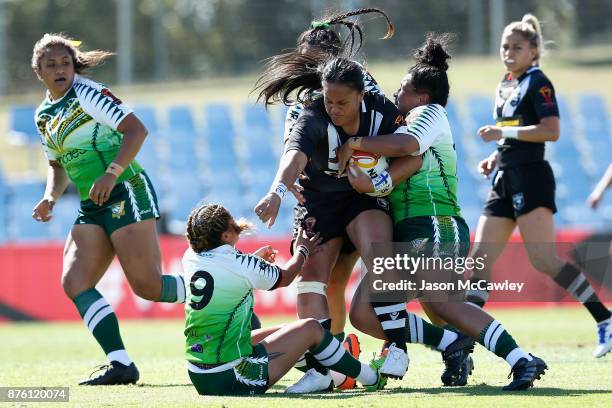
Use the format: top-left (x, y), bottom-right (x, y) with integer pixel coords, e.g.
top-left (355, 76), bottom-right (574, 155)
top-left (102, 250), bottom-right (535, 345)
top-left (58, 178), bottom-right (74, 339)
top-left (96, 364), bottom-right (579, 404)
top-left (4, 93), bottom-right (611, 241)
top-left (7, 105), bottom-right (38, 145)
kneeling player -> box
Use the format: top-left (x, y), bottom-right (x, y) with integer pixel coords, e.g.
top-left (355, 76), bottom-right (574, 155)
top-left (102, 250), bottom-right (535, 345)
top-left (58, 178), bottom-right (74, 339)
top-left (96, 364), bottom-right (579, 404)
top-left (182, 204), bottom-right (386, 395)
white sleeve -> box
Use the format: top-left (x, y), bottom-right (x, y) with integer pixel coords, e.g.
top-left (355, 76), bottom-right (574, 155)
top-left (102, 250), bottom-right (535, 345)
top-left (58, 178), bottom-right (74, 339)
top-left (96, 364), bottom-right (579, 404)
top-left (405, 104), bottom-right (446, 155)
top-left (283, 103), bottom-right (303, 145)
top-left (235, 252), bottom-right (281, 291)
top-left (73, 77), bottom-right (133, 130)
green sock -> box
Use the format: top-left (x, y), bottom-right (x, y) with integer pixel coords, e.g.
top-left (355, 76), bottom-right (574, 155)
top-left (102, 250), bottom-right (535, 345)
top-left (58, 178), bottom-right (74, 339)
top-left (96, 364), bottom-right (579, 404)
top-left (311, 331), bottom-right (361, 378)
top-left (478, 320), bottom-right (519, 359)
top-left (333, 331), bottom-right (345, 342)
top-left (406, 313), bottom-right (446, 348)
top-left (73, 288), bottom-right (126, 355)
top-left (158, 275), bottom-right (185, 303)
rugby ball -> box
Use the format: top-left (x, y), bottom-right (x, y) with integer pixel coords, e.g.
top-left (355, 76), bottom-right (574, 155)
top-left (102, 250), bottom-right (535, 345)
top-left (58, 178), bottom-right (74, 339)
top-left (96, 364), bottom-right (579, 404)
top-left (349, 151), bottom-right (392, 197)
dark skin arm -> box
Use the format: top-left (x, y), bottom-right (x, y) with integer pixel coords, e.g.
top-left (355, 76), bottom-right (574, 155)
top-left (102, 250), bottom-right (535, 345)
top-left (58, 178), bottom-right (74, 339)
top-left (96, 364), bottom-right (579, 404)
top-left (88, 113), bottom-right (148, 206)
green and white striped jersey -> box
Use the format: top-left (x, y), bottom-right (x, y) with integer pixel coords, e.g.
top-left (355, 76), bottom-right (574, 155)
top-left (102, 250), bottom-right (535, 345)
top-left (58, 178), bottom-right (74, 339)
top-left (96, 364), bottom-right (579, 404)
top-left (389, 104), bottom-right (462, 221)
top-left (35, 74), bottom-right (143, 200)
top-left (182, 245), bottom-right (281, 365)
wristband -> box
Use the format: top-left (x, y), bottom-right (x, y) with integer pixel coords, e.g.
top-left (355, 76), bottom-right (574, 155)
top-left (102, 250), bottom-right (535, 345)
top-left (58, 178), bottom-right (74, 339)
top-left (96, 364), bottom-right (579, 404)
top-left (296, 245), bottom-right (310, 259)
top-left (270, 182), bottom-right (288, 200)
top-left (501, 127), bottom-right (519, 139)
top-left (372, 170), bottom-right (393, 196)
top-left (105, 162), bottom-right (124, 177)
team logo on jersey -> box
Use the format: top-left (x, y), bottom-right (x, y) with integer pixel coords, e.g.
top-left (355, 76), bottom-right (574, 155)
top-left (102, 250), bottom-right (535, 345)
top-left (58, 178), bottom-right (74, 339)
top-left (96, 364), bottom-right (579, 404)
top-left (190, 343), bottom-right (203, 353)
top-left (512, 193), bottom-right (525, 211)
top-left (539, 86), bottom-right (555, 107)
top-left (376, 198), bottom-right (390, 211)
top-left (110, 200), bottom-right (126, 219)
top-left (101, 88), bottom-right (123, 105)
top-left (394, 114), bottom-right (406, 126)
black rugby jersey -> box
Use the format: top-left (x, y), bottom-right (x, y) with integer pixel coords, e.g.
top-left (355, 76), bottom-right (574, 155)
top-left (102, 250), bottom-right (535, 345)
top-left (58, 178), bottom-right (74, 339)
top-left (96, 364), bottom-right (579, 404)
top-left (286, 92), bottom-right (407, 193)
top-left (494, 66), bottom-right (559, 168)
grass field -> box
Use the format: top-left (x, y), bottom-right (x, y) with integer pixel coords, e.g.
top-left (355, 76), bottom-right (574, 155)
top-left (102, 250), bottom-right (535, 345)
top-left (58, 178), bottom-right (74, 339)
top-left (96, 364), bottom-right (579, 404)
top-left (0, 307), bottom-right (610, 407)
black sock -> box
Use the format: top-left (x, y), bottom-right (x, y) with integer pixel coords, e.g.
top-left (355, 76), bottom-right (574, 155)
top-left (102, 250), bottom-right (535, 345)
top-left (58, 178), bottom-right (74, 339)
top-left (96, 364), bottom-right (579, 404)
top-left (554, 263), bottom-right (611, 323)
top-left (371, 302), bottom-right (407, 352)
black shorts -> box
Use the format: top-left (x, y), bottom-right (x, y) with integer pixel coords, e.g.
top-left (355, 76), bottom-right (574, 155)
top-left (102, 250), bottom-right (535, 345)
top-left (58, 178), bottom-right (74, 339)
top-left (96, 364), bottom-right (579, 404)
top-left (291, 190), bottom-right (391, 254)
top-left (483, 161), bottom-right (557, 220)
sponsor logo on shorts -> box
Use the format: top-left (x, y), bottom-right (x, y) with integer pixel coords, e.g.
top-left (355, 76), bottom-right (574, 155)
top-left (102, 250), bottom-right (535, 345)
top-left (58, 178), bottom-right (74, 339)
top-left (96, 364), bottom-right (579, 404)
top-left (512, 192), bottom-right (525, 211)
top-left (110, 201), bottom-right (126, 219)
top-left (377, 198), bottom-right (390, 211)
top-left (139, 209), bottom-right (152, 215)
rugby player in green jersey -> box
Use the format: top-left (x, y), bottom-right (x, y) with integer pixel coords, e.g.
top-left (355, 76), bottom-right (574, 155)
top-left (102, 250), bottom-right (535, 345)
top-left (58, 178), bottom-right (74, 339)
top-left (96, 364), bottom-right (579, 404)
top-left (30, 34), bottom-right (185, 385)
top-left (340, 34), bottom-right (548, 391)
top-left (182, 204), bottom-right (386, 395)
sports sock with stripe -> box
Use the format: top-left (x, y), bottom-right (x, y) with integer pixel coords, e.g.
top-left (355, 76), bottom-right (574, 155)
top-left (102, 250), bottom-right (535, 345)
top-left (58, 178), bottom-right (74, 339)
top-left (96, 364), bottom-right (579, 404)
top-left (554, 263), bottom-right (611, 323)
top-left (158, 275), bottom-right (186, 303)
top-left (406, 312), bottom-right (458, 351)
top-left (372, 302), bottom-right (408, 351)
top-left (311, 330), bottom-right (377, 386)
top-left (73, 288), bottom-right (132, 365)
top-left (478, 319), bottom-right (531, 367)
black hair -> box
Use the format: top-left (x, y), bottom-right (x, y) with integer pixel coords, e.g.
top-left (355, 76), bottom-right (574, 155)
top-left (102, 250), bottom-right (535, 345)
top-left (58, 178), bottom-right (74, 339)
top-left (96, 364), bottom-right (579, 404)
top-left (254, 7), bottom-right (393, 106)
top-left (408, 33), bottom-right (454, 107)
top-left (321, 58), bottom-right (364, 92)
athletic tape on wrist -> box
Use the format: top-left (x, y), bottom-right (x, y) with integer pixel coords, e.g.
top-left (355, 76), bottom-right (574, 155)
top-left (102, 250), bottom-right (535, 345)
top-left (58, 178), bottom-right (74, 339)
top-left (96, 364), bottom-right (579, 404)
top-left (270, 182), bottom-right (288, 199)
top-left (105, 162), bottom-right (124, 177)
top-left (501, 127), bottom-right (519, 139)
top-left (372, 170), bottom-right (393, 196)
top-left (297, 281), bottom-right (327, 296)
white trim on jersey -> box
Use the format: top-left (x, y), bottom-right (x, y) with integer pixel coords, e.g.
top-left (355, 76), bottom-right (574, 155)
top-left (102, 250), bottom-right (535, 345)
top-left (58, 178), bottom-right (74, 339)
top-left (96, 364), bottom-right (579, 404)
top-left (406, 104), bottom-right (449, 156)
top-left (72, 75), bottom-right (132, 130)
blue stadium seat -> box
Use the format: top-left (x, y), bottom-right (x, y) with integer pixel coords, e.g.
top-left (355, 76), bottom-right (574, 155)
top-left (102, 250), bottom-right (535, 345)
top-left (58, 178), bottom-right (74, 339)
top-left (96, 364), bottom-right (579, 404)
top-left (204, 103), bottom-right (238, 165)
top-left (466, 96), bottom-right (495, 158)
top-left (133, 105), bottom-right (160, 135)
top-left (48, 195), bottom-right (80, 240)
top-left (8, 105), bottom-right (38, 145)
top-left (0, 168), bottom-right (8, 243)
top-left (164, 105), bottom-right (198, 171)
top-left (577, 93), bottom-right (611, 173)
top-left (7, 180), bottom-right (52, 241)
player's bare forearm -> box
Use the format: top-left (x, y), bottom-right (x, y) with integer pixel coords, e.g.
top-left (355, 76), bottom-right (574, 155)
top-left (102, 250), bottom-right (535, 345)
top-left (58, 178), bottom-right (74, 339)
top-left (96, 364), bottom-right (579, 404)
top-left (348, 134), bottom-right (420, 157)
top-left (113, 113), bottom-right (148, 168)
top-left (273, 149), bottom-right (307, 188)
top-left (44, 161), bottom-right (69, 201)
top-left (276, 253), bottom-right (308, 287)
top-left (513, 117), bottom-right (560, 143)
top-left (388, 155), bottom-right (423, 185)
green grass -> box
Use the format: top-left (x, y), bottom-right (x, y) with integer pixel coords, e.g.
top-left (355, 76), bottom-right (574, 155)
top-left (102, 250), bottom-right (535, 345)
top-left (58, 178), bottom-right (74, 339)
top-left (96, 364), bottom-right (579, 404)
top-left (0, 307), bottom-right (611, 407)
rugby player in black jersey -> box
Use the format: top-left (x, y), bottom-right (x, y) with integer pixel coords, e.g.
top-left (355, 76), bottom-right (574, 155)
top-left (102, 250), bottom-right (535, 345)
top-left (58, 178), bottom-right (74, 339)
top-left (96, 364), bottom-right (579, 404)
top-left (466, 14), bottom-right (612, 358)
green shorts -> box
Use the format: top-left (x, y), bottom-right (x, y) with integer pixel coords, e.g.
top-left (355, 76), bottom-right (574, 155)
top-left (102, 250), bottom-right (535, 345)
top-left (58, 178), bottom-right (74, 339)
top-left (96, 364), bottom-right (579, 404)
top-left (75, 171), bottom-right (160, 236)
top-left (394, 215), bottom-right (470, 258)
top-left (188, 343), bottom-right (269, 396)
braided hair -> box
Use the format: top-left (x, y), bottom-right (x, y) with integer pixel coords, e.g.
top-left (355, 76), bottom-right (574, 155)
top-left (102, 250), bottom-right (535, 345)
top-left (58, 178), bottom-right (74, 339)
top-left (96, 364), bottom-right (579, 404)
top-left (186, 204), bottom-right (252, 253)
top-left (254, 7), bottom-right (393, 106)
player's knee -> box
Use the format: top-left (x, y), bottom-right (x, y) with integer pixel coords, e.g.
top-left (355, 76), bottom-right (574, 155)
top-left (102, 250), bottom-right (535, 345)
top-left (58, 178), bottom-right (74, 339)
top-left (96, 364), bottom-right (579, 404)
top-left (348, 307), bottom-right (366, 332)
top-left (61, 271), bottom-right (87, 299)
top-left (528, 255), bottom-right (558, 275)
top-left (130, 277), bottom-right (161, 301)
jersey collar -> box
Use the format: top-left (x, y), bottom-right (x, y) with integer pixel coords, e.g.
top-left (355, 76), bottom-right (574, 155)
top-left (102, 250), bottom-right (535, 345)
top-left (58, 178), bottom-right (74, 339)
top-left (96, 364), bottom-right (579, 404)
top-left (45, 74), bottom-right (80, 105)
top-left (207, 244), bottom-right (236, 255)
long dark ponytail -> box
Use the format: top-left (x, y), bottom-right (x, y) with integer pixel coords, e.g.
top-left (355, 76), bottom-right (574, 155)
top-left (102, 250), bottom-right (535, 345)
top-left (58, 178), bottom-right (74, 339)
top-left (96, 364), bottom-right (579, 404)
top-left (254, 7), bottom-right (393, 106)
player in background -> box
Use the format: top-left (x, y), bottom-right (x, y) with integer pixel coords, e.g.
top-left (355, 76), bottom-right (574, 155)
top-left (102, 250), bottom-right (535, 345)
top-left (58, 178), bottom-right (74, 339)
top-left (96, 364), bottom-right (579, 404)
top-left (270, 7), bottom-right (391, 389)
top-left (341, 33), bottom-right (547, 391)
top-left (182, 204), bottom-right (386, 395)
top-left (30, 34), bottom-right (185, 385)
top-left (588, 163), bottom-right (612, 210)
top-left (463, 14), bottom-right (612, 358)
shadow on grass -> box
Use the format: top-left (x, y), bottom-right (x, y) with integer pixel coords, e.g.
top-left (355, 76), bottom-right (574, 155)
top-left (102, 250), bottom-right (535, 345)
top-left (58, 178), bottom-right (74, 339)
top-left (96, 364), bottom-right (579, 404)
top-left (254, 384), bottom-right (612, 399)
